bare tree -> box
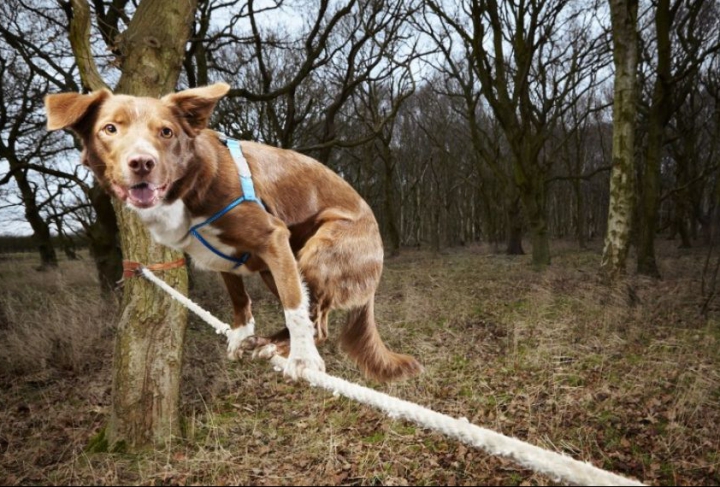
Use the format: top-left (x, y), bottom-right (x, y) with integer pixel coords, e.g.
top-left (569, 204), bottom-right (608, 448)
top-left (198, 0), bottom-right (421, 169)
top-left (0, 48), bottom-right (64, 268)
top-left (636, 0), bottom-right (720, 277)
top-left (425, 0), bottom-right (608, 268)
top-left (352, 76), bottom-right (415, 255)
top-left (600, 0), bottom-right (639, 282)
top-left (0, 0), bottom-right (126, 288)
top-left (61, 0), bottom-right (196, 451)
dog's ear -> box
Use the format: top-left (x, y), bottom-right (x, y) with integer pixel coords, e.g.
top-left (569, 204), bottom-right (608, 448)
top-left (45, 89), bottom-right (111, 135)
top-left (163, 83), bottom-right (230, 134)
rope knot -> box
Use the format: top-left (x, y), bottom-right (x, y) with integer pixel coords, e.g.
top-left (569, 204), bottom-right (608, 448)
top-left (120, 258), bottom-right (187, 281)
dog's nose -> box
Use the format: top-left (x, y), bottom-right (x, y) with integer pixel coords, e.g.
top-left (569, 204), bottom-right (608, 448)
top-left (128, 155), bottom-right (156, 176)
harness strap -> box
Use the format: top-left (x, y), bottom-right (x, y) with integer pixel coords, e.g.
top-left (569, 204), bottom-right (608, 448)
top-left (188, 136), bottom-right (264, 268)
top-left (122, 258), bottom-right (186, 280)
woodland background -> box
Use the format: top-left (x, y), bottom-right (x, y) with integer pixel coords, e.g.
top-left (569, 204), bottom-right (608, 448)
top-left (0, 0), bottom-right (718, 278)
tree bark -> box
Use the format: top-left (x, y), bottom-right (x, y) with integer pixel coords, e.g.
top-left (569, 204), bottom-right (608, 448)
top-left (519, 179), bottom-right (551, 269)
top-left (107, 199), bottom-right (189, 451)
top-left (382, 145), bottom-right (401, 256)
top-left (573, 178), bottom-right (587, 249)
top-left (636, 0), bottom-right (672, 278)
top-left (67, 0), bottom-right (197, 451)
top-left (673, 135), bottom-right (694, 249)
top-left (506, 196), bottom-right (525, 255)
top-left (68, 0), bottom-right (107, 93)
top-left (511, 138), bottom-right (549, 267)
top-left (11, 163), bottom-right (58, 269)
top-left (87, 183), bottom-right (123, 294)
top-left (600, 0), bottom-right (639, 281)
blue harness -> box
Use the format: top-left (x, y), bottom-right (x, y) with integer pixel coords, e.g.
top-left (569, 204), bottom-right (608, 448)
top-left (188, 137), bottom-right (265, 268)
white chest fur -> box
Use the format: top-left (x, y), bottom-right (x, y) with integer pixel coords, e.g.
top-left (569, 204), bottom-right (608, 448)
top-left (134, 199), bottom-right (251, 274)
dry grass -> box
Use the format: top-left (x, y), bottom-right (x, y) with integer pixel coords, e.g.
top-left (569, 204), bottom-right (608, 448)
top-left (0, 254), bottom-right (115, 375)
top-left (1, 242), bottom-right (719, 485)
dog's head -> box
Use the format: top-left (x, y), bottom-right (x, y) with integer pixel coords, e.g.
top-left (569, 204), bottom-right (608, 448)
top-left (45, 83), bottom-right (230, 209)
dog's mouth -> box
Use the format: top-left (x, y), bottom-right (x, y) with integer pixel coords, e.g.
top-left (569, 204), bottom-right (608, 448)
top-left (113, 182), bottom-right (169, 209)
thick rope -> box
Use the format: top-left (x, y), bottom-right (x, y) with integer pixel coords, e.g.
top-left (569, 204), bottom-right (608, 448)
top-left (140, 267), bottom-right (644, 486)
top-left (141, 267), bottom-right (231, 337)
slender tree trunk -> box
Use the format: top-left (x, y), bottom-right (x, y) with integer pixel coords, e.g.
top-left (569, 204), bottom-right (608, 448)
top-left (380, 142), bottom-right (400, 256)
top-left (637, 117), bottom-right (664, 277)
top-left (637, 0), bottom-right (672, 278)
top-left (430, 189), bottom-right (441, 253)
top-left (674, 156), bottom-right (692, 249)
top-left (13, 165), bottom-right (58, 269)
top-left (601, 0), bottom-right (639, 281)
top-left (506, 196), bottom-right (525, 255)
top-left (573, 178), bottom-right (588, 249)
top-left (671, 92), bottom-right (698, 249)
top-left (87, 184), bottom-right (123, 293)
top-left (70, 0), bottom-right (198, 451)
top-left (519, 181), bottom-right (551, 269)
top-left (54, 220), bottom-right (79, 260)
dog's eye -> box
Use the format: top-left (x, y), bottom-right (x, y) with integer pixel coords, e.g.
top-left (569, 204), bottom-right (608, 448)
top-left (160, 127), bottom-right (174, 139)
top-left (103, 124), bottom-right (117, 135)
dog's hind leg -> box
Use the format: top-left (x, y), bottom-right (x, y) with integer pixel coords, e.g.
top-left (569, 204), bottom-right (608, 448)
top-left (295, 211), bottom-right (381, 348)
top-left (296, 210), bottom-right (384, 313)
top-left (297, 209), bottom-right (422, 382)
top-left (221, 272), bottom-right (256, 360)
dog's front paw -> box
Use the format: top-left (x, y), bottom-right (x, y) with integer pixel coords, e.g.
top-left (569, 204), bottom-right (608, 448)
top-left (226, 321), bottom-right (255, 360)
top-left (251, 343), bottom-right (278, 360)
top-left (283, 346), bottom-right (326, 381)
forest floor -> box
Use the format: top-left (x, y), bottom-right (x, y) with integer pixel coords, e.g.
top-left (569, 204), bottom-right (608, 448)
top-left (1, 240), bottom-right (719, 486)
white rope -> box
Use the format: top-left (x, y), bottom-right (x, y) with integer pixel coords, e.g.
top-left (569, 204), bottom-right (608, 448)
top-left (141, 267), bottom-right (232, 337)
top-left (140, 268), bottom-right (644, 486)
top-left (271, 354), bottom-right (643, 486)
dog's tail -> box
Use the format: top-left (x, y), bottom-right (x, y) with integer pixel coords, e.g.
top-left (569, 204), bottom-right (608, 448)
top-left (340, 298), bottom-right (423, 383)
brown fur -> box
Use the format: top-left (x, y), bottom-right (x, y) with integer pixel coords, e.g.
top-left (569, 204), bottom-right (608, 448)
top-left (44, 83), bottom-right (422, 382)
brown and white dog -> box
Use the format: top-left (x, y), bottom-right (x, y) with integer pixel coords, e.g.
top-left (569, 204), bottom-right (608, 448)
top-left (44, 83), bottom-right (422, 382)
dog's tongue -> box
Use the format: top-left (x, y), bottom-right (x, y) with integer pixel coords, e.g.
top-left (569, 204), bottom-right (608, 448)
top-left (129, 183), bottom-right (157, 206)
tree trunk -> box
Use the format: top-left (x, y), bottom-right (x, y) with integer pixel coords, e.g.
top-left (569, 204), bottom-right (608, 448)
top-left (31, 221), bottom-right (58, 270)
top-left (93, 0), bottom-right (197, 451)
top-left (637, 0), bottom-right (672, 278)
top-left (506, 196), bottom-right (525, 255)
top-left (519, 182), bottom-right (551, 269)
top-left (573, 178), bottom-right (588, 249)
top-left (381, 142), bottom-right (400, 256)
top-left (505, 133), bottom-right (550, 267)
top-left (674, 152), bottom-right (693, 249)
top-left (600, 0), bottom-right (638, 282)
top-left (87, 184), bottom-right (123, 294)
top-left (636, 120), bottom-right (663, 277)
top-left (14, 166), bottom-right (58, 269)
top-left (107, 200), bottom-right (189, 451)
top-left (54, 220), bottom-right (79, 260)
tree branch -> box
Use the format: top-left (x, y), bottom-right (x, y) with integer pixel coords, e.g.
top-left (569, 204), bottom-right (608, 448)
top-left (67, 0), bottom-right (109, 91)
